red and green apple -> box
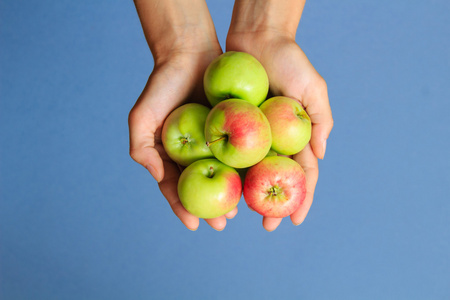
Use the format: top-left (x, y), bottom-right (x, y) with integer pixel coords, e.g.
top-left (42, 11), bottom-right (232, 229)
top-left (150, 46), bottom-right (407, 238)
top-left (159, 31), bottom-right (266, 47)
top-left (259, 96), bottom-right (311, 155)
top-left (178, 158), bottom-right (242, 219)
top-left (243, 156), bottom-right (306, 218)
top-left (205, 99), bottom-right (272, 169)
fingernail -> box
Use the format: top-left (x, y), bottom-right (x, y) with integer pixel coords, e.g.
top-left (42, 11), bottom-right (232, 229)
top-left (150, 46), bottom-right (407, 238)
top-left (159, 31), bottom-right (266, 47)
top-left (293, 220), bottom-right (304, 226)
top-left (146, 164), bottom-right (161, 182)
top-left (322, 139), bottom-right (327, 159)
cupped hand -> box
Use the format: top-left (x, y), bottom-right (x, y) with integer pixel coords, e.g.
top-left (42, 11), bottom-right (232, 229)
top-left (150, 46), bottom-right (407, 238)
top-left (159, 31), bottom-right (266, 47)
top-left (227, 32), bottom-right (334, 231)
top-left (128, 50), bottom-right (238, 231)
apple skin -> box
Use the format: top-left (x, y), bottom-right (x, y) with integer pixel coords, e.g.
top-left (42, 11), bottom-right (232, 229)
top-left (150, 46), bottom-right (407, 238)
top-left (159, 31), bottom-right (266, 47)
top-left (236, 149), bottom-right (278, 184)
top-left (243, 156), bottom-right (306, 218)
top-left (205, 99), bottom-right (272, 169)
top-left (162, 103), bottom-right (214, 166)
top-left (259, 96), bottom-right (312, 155)
top-left (178, 158), bottom-right (242, 219)
top-left (203, 51), bottom-right (269, 107)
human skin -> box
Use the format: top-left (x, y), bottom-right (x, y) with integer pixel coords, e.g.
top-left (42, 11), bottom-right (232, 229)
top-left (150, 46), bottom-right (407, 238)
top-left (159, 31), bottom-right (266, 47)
top-left (129, 0), bottom-right (235, 231)
top-left (227, 0), bottom-right (334, 231)
top-left (129, 0), bottom-right (333, 232)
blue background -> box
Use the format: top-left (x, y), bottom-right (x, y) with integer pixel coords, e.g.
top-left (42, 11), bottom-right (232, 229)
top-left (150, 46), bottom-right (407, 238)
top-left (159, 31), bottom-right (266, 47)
top-left (1, 0), bottom-right (449, 299)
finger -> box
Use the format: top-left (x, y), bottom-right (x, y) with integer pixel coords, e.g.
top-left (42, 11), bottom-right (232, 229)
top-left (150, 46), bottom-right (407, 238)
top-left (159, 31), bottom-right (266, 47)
top-left (262, 217), bottom-right (283, 232)
top-left (159, 157), bottom-right (200, 231)
top-left (129, 104), bottom-right (164, 182)
top-left (290, 143), bottom-right (318, 225)
top-left (224, 206), bottom-right (238, 219)
top-left (204, 216), bottom-right (227, 231)
top-left (302, 77), bottom-right (333, 160)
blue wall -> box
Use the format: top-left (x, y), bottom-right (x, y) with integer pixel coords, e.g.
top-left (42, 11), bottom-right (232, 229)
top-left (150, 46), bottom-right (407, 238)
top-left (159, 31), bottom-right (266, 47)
top-left (1, 0), bottom-right (449, 299)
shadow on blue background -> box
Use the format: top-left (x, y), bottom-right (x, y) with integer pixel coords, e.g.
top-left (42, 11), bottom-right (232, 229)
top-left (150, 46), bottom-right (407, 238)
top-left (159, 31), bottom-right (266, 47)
top-left (1, 0), bottom-right (449, 299)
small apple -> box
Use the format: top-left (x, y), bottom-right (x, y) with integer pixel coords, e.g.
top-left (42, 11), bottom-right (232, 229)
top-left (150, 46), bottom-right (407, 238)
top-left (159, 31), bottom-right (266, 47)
top-left (265, 149), bottom-right (279, 157)
top-left (205, 99), bottom-right (272, 169)
top-left (162, 103), bottom-right (214, 166)
top-left (243, 156), bottom-right (306, 218)
top-left (178, 158), bottom-right (242, 219)
top-left (259, 96), bottom-right (311, 155)
top-left (203, 51), bottom-right (269, 107)
top-left (236, 149), bottom-right (278, 184)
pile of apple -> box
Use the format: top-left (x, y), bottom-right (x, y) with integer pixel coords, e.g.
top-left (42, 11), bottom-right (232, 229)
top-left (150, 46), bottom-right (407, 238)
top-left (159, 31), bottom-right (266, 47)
top-left (161, 51), bottom-right (311, 221)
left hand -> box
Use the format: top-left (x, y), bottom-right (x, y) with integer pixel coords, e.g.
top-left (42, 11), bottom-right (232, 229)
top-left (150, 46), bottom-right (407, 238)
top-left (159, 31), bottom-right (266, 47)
top-left (227, 32), bottom-right (334, 231)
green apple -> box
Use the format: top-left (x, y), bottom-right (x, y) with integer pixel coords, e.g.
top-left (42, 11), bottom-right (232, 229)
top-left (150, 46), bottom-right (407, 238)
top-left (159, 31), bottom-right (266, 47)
top-left (259, 96), bottom-right (311, 155)
top-left (162, 103), bottom-right (214, 166)
top-left (203, 51), bottom-right (269, 107)
top-left (243, 156), bottom-right (306, 218)
top-left (178, 158), bottom-right (242, 219)
top-left (205, 99), bottom-right (272, 169)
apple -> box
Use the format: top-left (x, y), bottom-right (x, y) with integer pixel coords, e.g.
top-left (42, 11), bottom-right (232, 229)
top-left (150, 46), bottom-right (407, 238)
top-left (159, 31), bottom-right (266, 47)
top-left (162, 103), bottom-right (214, 166)
top-left (243, 156), bottom-right (306, 218)
top-left (205, 99), bottom-right (272, 169)
top-left (203, 51), bottom-right (269, 107)
top-left (178, 158), bottom-right (242, 219)
top-left (259, 96), bottom-right (312, 155)
top-left (236, 149), bottom-right (278, 184)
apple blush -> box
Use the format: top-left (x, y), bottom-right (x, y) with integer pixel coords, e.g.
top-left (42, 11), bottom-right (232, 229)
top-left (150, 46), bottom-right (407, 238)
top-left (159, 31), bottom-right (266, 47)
top-left (243, 156), bottom-right (306, 218)
top-left (204, 99), bottom-right (272, 169)
top-left (259, 96), bottom-right (311, 155)
top-left (178, 158), bottom-right (242, 219)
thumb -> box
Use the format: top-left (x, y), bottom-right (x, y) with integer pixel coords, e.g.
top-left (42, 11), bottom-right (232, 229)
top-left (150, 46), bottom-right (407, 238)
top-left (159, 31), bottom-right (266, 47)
top-left (128, 61), bottom-right (192, 182)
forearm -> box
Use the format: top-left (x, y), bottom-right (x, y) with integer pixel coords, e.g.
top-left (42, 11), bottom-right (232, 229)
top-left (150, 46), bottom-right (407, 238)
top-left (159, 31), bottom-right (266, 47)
top-left (228, 0), bottom-right (306, 39)
top-left (134, 0), bottom-right (220, 62)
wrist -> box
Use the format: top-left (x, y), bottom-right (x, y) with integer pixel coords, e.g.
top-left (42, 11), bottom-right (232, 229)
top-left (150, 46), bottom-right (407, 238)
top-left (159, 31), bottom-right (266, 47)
top-left (227, 0), bottom-right (304, 41)
top-left (134, 0), bottom-right (221, 64)
top-left (226, 29), bottom-right (295, 58)
top-left (151, 27), bottom-right (221, 65)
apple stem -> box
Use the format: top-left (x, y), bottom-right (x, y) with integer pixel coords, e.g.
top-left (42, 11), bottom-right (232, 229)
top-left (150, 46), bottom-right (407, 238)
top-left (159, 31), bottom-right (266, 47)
top-left (206, 135), bottom-right (227, 147)
top-left (208, 166), bottom-right (215, 178)
top-left (181, 136), bottom-right (191, 145)
top-left (269, 186), bottom-right (279, 196)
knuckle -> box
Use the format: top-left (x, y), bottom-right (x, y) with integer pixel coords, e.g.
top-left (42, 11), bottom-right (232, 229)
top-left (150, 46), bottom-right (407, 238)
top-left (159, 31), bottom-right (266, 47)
top-left (329, 115), bottom-right (335, 129)
top-left (129, 147), bottom-right (140, 161)
top-left (128, 105), bottom-right (139, 126)
top-left (315, 76), bottom-right (328, 93)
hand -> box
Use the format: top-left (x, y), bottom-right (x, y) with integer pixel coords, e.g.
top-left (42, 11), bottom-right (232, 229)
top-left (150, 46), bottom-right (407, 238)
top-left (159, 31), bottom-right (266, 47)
top-left (129, 0), bottom-right (237, 231)
top-left (227, 32), bottom-right (334, 231)
top-left (129, 50), bottom-right (241, 231)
